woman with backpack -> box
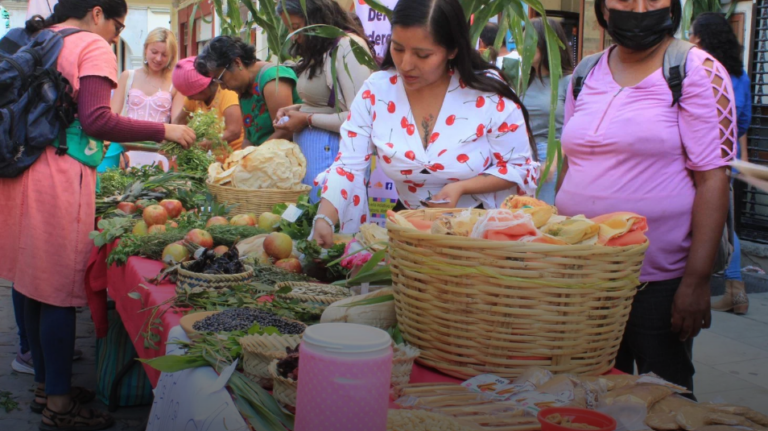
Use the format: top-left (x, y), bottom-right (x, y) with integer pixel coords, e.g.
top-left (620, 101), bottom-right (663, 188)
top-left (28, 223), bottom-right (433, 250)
top-left (195, 36), bottom-right (301, 147)
top-left (690, 12), bottom-right (752, 315)
top-left (0, 1), bottom-right (194, 429)
top-left (555, 0), bottom-right (736, 392)
top-left (272, 0), bottom-right (374, 202)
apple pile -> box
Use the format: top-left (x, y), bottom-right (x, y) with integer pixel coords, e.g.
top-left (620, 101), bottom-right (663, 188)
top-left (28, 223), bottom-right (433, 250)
top-left (131, 199), bottom-right (186, 236)
top-left (263, 232), bottom-right (302, 274)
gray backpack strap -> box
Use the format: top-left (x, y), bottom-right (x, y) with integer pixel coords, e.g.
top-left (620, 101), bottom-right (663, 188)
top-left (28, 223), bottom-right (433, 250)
top-left (572, 50), bottom-right (607, 101)
top-left (663, 39), bottom-right (695, 107)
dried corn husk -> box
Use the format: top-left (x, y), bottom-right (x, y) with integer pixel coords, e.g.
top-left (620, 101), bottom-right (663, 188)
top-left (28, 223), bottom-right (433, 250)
top-left (320, 288), bottom-right (396, 329)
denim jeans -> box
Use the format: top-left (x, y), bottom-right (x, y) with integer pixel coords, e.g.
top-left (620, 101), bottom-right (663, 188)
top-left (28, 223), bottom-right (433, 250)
top-left (724, 234), bottom-right (742, 281)
top-left (11, 286), bottom-right (29, 354)
top-left (615, 278), bottom-right (696, 395)
top-left (536, 142), bottom-right (555, 204)
top-left (21, 292), bottom-right (76, 395)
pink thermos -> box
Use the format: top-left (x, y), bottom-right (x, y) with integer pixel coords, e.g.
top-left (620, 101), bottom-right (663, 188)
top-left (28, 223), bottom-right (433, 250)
top-left (294, 323), bottom-right (393, 431)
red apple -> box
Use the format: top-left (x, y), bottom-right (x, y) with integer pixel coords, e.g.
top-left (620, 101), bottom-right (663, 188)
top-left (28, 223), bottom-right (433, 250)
top-left (275, 257), bottom-right (302, 274)
top-left (230, 214), bottom-right (256, 226)
top-left (213, 245), bottom-right (229, 256)
top-left (143, 205), bottom-right (168, 227)
top-left (264, 232), bottom-right (293, 260)
top-left (117, 202), bottom-right (137, 215)
top-left (159, 199), bottom-right (184, 219)
top-left (206, 216), bottom-right (229, 227)
top-left (148, 224), bottom-right (166, 235)
top-left (135, 199), bottom-right (154, 211)
top-left (166, 221), bottom-right (178, 229)
top-left (185, 229), bottom-right (214, 249)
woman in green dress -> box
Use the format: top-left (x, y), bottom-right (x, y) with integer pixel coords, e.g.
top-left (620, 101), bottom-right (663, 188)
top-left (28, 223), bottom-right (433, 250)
top-left (195, 36), bottom-right (302, 147)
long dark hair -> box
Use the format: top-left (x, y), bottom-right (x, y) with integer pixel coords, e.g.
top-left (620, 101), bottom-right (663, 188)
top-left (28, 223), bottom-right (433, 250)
top-left (277, 0), bottom-right (372, 80)
top-left (381, 0), bottom-right (537, 159)
top-left (530, 18), bottom-right (574, 82)
top-left (691, 13), bottom-right (744, 76)
top-left (594, 0), bottom-right (682, 36)
top-left (25, 0), bottom-right (127, 33)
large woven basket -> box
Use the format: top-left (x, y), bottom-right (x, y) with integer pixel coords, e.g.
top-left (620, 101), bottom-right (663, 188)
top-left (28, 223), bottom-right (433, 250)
top-left (387, 208), bottom-right (648, 380)
top-left (175, 263), bottom-right (254, 294)
top-left (207, 182), bottom-right (311, 216)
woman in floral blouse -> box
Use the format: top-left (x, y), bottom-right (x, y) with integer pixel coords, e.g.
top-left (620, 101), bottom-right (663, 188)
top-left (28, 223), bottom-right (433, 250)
top-left (312, 0), bottom-right (538, 245)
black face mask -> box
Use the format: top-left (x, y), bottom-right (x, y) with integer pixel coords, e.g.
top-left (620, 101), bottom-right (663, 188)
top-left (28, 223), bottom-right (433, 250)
top-left (607, 8), bottom-right (674, 51)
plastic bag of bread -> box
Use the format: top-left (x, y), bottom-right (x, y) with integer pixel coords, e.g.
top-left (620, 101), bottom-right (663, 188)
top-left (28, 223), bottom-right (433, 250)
top-left (676, 406), bottom-right (711, 430)
top-left (538, 374), bottom-right (576, 396)
top-left (431, 209), bottom-right (482, 236)
top-left (705, 405), bottom-right (768, 427)
top-left (513, 367), bottom-right (553, 388)
top-left (231, 139), bottom-right (307, 190)
top-left (646, 412), bottom-right (680, 430)
top-left (651, 395), bottom-right (698, 415)
top-left (603, 384), bottom-right (673, 409)
top-left (707, 412), bottom-right (757, 428)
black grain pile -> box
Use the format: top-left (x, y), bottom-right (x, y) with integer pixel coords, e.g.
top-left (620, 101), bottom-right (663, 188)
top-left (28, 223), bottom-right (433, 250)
top-left (192, 308), bottom-right (306, 334)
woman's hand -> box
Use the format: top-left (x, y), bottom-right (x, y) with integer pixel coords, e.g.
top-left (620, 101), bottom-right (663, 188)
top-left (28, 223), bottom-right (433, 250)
top-left (163, 124), bottom-right (196, 148)
top-left (428, 182), bottom-right (465, 208)
top-left (313, 219), bottom-right (335, 249)
top-left (671, 276), bottom-right (712, 341)
top-left (273, 110), bottom-right (310, 134)
top-left (274, 104), bottom-right (302, 122)
top-left (196, 139), bottom-right (213, 151)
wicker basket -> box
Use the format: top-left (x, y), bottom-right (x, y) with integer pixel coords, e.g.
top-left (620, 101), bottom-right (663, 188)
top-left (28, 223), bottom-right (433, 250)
top-left (175, 263), bottom-right (254, 294)
top-left (274, 282), bottom-right (352, 307)
top-left (391, 344), bottom-right (420, 397)
top-left (239, 333), bottom-right (302, 388)
top-left (207, 182), bottom-right (311, 216)
top-left (387, 208), bottom-right (648, 380)
top-left (268, 359), bottom-right (298, 410)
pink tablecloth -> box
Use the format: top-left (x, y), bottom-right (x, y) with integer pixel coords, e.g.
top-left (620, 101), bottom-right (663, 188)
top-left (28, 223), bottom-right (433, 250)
top-left (97, 249), bottom-right (622, 386)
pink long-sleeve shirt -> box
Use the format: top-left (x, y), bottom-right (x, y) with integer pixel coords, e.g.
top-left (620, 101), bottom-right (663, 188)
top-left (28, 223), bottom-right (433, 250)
top-left (556, 46), bottom-right (736, 282)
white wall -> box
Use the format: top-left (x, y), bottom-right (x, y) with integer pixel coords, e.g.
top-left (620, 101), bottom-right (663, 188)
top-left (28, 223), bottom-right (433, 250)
top-left (122, 6), bottom-right (172, 70)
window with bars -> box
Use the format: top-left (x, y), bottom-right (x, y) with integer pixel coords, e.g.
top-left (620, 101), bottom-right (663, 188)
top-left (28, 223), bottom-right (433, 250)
top-left (736, 0), bottom-right (768, 243)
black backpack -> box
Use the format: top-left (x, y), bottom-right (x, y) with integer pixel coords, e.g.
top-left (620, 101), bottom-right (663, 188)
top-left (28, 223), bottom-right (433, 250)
top-left (0, 27), bottom-right (82, 178)
top-left (572, 38), bottom-right (734, 272)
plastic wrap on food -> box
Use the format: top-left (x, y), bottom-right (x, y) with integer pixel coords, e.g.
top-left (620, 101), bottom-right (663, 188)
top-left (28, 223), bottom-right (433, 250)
top-left (603, 384), bottom-right (673, 409)
top-left (513, 367), bottom-right (554, 388)
top-left (705, 405), bottom-right (768, 427)
top-left (571, 378), bottom-right (610, 410)
top-left (675, 406), bottom-right (710, 430)
top-left (645, 412), bottom-right (680, 430)
top-left (651, 395), bottom-right (698, 415)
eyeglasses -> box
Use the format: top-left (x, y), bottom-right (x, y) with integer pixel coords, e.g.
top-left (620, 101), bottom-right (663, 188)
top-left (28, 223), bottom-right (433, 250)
top-left (212, 64), bottom-right (231, 84)
top-left (113, 19), bottom-right (125, 36)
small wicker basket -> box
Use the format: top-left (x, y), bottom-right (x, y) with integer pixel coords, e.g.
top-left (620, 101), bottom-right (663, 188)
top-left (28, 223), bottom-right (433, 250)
top-left (268, 359), bottom-right (297, 410)
top-left (274, 281), bottom-right (352, 308)
top-left (239, 333), bottom-right (302, 388)
top-left (175, 263), bottom-right (254, 294)
top-left (391, 344), bottom-right (420, 397)
top-left (388, 208), bottom-right (648, 380)
top-left (207, 182), bottom-right (311, 216)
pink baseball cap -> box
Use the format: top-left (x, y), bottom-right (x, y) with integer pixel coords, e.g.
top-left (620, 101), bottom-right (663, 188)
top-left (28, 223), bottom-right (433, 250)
top-left (173, 56), bottom-right (212, 97)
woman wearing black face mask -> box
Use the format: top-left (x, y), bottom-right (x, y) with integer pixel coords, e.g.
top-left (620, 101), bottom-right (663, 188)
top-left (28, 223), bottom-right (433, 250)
top-left (555, 0), bottom-right (736, 393)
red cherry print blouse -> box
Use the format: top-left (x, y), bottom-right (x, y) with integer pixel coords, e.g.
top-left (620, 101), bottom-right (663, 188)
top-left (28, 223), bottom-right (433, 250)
top-left (315, 69), bottom-right (539, 234)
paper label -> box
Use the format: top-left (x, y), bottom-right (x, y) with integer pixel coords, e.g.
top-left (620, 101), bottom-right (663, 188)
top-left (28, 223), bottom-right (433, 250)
top-left (281, 204), bottom-right (304, 223)
top-left (462, 374), bottom-right (536, 400)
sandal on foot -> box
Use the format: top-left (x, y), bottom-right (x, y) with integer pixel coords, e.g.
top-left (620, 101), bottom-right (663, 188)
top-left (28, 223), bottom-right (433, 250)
top-left (31, 387), bottom-right (97, 414)
top-left (39, 401), bottom-right (114, 431)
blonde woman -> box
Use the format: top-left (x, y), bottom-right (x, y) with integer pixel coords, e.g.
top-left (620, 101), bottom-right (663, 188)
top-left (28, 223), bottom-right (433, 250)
top-left (104, 27), bottom-right (182, 169)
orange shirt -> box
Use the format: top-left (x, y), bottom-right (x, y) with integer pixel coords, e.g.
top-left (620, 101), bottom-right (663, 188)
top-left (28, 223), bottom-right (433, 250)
top-left (183, 87), bottom-right (244, 151)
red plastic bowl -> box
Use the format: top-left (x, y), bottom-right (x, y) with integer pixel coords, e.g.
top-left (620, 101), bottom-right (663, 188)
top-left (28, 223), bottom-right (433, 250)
top-left (538, 407), bottom-right (617, 431)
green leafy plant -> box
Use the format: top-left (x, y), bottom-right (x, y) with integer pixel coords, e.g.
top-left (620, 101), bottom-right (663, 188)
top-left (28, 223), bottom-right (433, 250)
top-left (683, 0), bottom-right (728, 38)
top-left (89, 217), bottom-right (136, 248)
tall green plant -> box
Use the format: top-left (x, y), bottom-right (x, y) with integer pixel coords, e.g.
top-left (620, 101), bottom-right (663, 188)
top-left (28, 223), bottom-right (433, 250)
top-left (682, 0), bottom-right (727, 39)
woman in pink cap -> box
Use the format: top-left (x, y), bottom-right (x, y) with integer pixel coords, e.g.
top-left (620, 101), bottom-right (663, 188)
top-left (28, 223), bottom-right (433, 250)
top-left (172, 56), bottom-right (244, 151)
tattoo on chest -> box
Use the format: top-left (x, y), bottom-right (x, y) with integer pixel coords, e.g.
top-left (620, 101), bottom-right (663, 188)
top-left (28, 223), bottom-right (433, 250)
top-left (421, 114), bottom-right (435, 148)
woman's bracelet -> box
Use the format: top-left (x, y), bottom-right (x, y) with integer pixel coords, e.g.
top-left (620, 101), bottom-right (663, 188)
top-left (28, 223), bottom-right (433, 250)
top-left (307, 114), bottom-right (315, 129)
top-left (313, 214), bottom-right (335, 231)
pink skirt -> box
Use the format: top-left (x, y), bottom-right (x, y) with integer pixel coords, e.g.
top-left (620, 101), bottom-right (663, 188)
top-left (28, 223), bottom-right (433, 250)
top-left (0, 147), bottom-right (96, 307)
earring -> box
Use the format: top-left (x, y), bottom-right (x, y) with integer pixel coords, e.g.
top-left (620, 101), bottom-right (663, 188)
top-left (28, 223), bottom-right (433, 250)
top-left (144, 60), bottom-right (148, 65)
